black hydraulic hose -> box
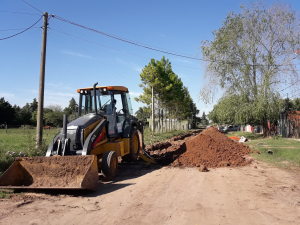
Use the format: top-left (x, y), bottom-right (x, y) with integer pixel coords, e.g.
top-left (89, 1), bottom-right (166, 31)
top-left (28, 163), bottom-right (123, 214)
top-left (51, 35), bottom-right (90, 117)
top-left (93, 82), bottom-right (98, 115)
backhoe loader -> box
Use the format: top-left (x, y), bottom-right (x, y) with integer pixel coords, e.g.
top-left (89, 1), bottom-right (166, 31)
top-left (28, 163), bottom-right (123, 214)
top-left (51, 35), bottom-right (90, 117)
top-left (0, 83), bottom-right (153, 190)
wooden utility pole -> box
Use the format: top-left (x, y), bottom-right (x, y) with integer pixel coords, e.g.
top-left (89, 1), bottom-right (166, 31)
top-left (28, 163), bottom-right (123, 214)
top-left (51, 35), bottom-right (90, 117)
top-left (151, 85), bottom-right (155, 135)
top-left (36, 12), bottom-right (48, 146)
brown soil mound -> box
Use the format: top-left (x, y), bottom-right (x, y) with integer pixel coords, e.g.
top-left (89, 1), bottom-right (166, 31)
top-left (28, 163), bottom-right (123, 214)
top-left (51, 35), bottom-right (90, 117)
top-left (173, 127), bottom-right (252, 168)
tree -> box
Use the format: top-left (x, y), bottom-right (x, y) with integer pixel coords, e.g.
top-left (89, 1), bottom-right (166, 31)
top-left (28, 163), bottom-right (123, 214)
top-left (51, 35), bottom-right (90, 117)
top-left (64, 97), bottom-right (78, 121)
top-left (135, 107), bottom-right (150, 122)
top-left (0, 97), bottom-right (15, 124)
top-left (44, 105), bottom-right (64, 127)
top-left (201, 111), bottom-right (208, 125)
top-left (281, 97), bottom-right (294, 112)
top-left (30, 98), bottom-right (38, 113)
top-left (293, 98), bottom-right (300, 110)
top-left (200, 2), bottom-right (300, 136)
top-left (135, 56), bottom-right (179, 131)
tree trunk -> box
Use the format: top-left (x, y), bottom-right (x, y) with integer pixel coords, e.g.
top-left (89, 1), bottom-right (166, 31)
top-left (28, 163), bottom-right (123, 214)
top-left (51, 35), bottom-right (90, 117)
top-left (158, 109), bottom-right (160, 134)
top-left (161, 109), bottom-right (164, 133)
top-left (152, 85), bottom-right (155, 134)
top-left (262, 119), bottom-right (270, 137)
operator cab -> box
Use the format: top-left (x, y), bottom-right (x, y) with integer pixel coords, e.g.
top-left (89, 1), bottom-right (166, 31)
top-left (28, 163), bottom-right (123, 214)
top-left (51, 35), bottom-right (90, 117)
top-left (77, 86), bottom-right (133, 137)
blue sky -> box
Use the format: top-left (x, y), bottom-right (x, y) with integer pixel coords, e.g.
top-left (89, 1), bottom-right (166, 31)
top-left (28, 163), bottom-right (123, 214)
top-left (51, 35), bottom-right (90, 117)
top-left (1, 0), bottom-right (300, 115)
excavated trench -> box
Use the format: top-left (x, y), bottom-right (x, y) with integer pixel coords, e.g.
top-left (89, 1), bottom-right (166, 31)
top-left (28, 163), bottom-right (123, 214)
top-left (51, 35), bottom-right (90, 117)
top-left (144, 127), bottom-right (252, 168)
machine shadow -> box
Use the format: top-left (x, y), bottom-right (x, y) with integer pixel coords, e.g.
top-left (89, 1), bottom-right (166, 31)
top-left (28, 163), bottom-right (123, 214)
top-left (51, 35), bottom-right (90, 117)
top-left (24, 143), bottom-right (188, 198)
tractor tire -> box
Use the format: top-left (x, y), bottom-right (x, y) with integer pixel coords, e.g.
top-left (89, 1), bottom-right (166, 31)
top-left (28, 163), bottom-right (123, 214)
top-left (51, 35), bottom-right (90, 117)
top-left (123, 128), bottom-right (140, 162)
top-left (101, 151), bottom-right (118, 180)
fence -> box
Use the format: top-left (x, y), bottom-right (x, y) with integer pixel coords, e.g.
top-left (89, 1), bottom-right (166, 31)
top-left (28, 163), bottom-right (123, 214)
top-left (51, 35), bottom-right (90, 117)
top-left (278, 111), bottom-right (300, 138)
top-left (148, 119), bottom-right (190, 134)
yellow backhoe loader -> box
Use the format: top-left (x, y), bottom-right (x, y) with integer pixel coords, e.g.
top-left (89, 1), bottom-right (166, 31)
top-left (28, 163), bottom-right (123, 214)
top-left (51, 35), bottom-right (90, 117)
top-left (0, 83), bottom-right (154, 190)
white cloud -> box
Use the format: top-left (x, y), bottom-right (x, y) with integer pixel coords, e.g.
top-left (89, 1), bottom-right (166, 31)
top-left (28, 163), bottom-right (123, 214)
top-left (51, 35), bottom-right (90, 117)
top-left (172, 58), bottom-right (193, 64)
top-left (129, 91), bottom-right (142, 97)
top-left (116, 58), bottom-right (143, 72)
top-left (44, 91), bottom-right (77, 97)
top-left (61, 50), bottom-right (94, 60)
top-left (0, 92), bottom-right (15, 98)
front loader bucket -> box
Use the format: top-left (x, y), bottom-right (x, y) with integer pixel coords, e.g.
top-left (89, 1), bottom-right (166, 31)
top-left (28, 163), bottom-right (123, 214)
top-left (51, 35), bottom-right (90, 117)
top-left (0, 155), bottom-right (98, 190)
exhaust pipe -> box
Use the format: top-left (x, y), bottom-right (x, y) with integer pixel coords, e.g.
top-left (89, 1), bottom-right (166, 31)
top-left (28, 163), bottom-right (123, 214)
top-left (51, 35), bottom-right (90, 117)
top-left (93, 82), bottom-right (98, 115)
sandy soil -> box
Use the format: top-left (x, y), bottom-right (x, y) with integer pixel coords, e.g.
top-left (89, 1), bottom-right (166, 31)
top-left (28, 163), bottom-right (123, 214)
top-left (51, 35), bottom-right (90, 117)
top-left (1, 160), bottom-right (300, 225)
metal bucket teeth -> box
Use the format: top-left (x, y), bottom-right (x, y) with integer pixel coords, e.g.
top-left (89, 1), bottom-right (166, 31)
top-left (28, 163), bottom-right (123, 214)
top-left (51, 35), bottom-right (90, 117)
top-left (0, 155), bottom-right (98, 190)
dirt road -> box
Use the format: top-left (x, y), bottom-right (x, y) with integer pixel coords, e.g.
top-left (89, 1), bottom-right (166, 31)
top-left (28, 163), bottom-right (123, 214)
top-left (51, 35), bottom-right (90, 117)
top-left (1, 160), bottom-right (300, 225)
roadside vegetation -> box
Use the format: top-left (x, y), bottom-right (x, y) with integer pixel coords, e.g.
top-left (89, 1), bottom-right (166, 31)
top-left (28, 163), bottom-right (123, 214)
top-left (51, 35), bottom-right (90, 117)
top-left (227, 131), bottom-right (300, 170)
top-left (144, 126), bottom-right (193, 146)
top-left (0, 128), bottom-right (58, 174)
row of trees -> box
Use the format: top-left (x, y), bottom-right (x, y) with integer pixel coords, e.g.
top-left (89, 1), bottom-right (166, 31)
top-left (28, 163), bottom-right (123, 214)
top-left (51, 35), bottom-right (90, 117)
top-left (0, 97), bottom-right (78, 127)
top-left (135, 56), bottom-right (199, 131)
top-left (208, 96), bottom-right (300, 125)
top-left (200, 2), bottom-right (300, 136)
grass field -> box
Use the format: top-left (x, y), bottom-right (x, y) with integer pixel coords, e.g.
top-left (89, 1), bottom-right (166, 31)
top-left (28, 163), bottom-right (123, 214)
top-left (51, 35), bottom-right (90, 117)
top-left (0, 128), bottom-right (59, 174)
top-left (227, 131), bottom-right (300, 169)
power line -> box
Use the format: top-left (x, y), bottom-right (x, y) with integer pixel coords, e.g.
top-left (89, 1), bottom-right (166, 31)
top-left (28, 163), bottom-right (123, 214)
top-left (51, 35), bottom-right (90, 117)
top-left (49, 27), bottom-right (202, 70)
top-left (50, 20), bottom-right (140, 85)
top-left (52, 16), bottom-right (198, 59)
top-left (279, 79), bottom-right (300, 92)
top-left (0, 27), bottom-right (40, 32)
top-left (21, 0), bottom-right (43, 14)
top-left (53, 15), bottom-right (203, 61)
top-left (53, 15), bottom-right (300, 68)
top-left (0, 16), bottom-right (42, 41)
top-left (0, 10), bottom-right (41, 16)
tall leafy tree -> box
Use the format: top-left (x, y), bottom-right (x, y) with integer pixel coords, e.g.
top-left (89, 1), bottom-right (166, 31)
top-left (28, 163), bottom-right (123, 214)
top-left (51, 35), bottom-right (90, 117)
top-left (200, 2), bottom-right (300, 136)
top-left (0, 97), bottom-right (15, 124)
top-left (135, 107), bottom-right (150, 122)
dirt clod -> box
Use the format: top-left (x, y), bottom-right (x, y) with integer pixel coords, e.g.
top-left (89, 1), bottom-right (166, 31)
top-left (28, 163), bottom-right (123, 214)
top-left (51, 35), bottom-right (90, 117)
top-left (199, 165), bottom-right (208, 172)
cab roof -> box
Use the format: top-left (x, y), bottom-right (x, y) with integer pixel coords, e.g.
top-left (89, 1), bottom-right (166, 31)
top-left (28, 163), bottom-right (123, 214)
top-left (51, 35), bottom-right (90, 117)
top-left (77, 86), bottom-right (128, 93)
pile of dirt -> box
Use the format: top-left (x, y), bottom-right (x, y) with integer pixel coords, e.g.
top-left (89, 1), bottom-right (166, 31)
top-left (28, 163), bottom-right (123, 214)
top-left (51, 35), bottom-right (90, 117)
top-left (144, 128), bottom-right (252, 168)
top-left (145, 130), bottom-right (202, 165)
top-left (172, 127), bottom-right (252, 168)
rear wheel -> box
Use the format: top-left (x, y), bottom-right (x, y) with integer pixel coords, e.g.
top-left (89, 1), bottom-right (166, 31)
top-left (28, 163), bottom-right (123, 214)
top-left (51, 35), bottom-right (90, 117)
top-left (123, 128), bottom-right (140, 161)
top-left (101, 151), bottom-right (118, 180)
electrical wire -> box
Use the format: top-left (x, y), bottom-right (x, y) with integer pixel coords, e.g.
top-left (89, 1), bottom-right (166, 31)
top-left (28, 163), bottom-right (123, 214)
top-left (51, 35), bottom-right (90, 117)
top-left (52, 16), bottom-right (198, 58)
top-left (21, 0), bottom-right (43, 14)
top-left (279, 79), bottom-right (300, 92)
top-left (53, 15), bottom-right (203, 61)
top-left (0, 10), bottom-right (41, 16)
top-left (0, 16), bottom-right (42, 41)
top-left (53, 15), bottom-right (300, 68)
top-left (50, 20), bottom-right (140, 84)
top-left (49, 27), bottom-right (202, 70)
top-left (0, 27), bottom-right (40, 31)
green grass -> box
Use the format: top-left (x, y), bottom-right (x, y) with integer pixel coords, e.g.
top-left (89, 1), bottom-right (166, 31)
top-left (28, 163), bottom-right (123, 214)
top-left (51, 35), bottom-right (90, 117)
top-left (228, 131), bottom-right (300, 169)
top-left (143, 127), bottom-right (194, 146)
top-left (0, 128), bottom-right (59, 174)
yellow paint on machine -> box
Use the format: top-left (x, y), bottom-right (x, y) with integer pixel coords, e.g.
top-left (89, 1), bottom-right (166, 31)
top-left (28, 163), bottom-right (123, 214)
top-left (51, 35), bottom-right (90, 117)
top-left (91, 138), bottom-right (130, 157)
top-left (83, 118), bottom-right (104, 142)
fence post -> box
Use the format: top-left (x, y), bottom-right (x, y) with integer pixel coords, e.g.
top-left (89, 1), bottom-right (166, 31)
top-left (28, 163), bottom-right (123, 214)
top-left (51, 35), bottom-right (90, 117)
top-left (5, 124), bottom-right (7, 134)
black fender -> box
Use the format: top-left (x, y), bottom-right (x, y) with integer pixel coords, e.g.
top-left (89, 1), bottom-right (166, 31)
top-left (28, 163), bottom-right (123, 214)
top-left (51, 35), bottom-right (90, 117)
top-left (122, 117), bottom-right (143, 138)
top-left (82, 119), bottom-right (107, 155)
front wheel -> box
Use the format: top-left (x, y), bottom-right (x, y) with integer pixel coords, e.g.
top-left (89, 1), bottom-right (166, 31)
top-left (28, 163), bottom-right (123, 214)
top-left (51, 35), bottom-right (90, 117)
top-left (101, 151), bottom-right (118, 180)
